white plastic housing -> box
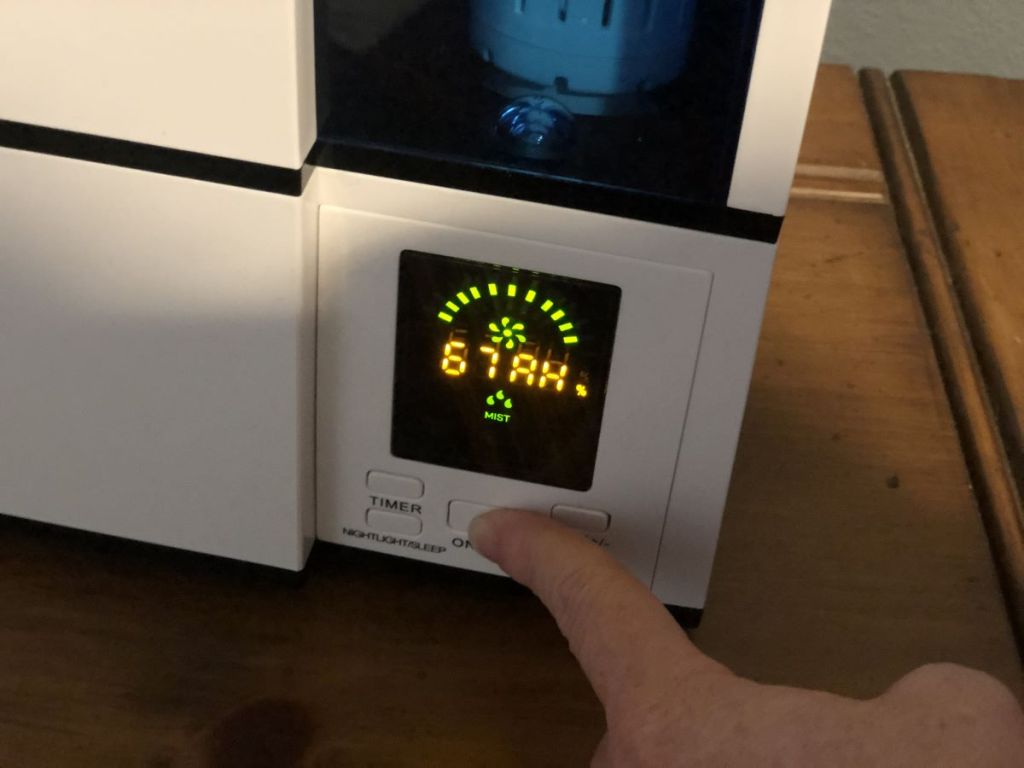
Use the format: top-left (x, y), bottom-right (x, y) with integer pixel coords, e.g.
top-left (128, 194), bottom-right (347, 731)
top-left (0, 147), bottom-right (317, 569)
top-left (0, 0), bottom-right (317, 168)
top-left (314, 169), bottom-right (775, 609)
top-left (728, 0), bottom-right (833, 215)
top-left (0, 0), bottom-right (831, 607)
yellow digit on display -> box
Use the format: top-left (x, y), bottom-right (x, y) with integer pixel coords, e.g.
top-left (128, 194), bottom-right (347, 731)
top-left (479, 344), bottom-right (500, 380)
top-left (441, 329), bottom-right (469, 377)
top-left (510, 342), bottom-right (540, 386)
top-left (539, 351), bottom-right (570, 392)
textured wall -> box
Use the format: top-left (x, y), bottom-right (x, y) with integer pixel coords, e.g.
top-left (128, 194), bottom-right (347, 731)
top-left (823, 0), bottom-right (1024, 78)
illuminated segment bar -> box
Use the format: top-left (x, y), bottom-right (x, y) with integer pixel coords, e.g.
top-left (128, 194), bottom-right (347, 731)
top-left (436, 282), bottom-right (580, 345)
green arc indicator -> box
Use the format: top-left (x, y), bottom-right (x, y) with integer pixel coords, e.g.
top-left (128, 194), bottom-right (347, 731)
top-left (436, 281), bottom-right (581, 344)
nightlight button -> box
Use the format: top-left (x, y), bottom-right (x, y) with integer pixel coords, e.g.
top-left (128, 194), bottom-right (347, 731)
top-left (448, 501), bottom-right (495, 532)
top-left (366, 471), bottom-right (424, 499)
top-left (366, 508), bottom-right (423, 537)
top-left (552, 505), bottom-right (610, 533)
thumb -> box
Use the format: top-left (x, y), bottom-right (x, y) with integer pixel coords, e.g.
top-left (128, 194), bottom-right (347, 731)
top-left (469, 508), bottom-right (723, 708)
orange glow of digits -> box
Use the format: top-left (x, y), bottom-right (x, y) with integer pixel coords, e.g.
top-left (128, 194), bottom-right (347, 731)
top-left (510, 342), bottom-right (540, 386)
top-left (441, 330), bottom-right (469, 377)
top-left (480, 344), bottom-right (500, 380)
top-left (539, 353), bottom-right (570, 392)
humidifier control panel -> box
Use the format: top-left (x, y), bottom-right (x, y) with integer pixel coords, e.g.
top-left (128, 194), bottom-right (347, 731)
top-left (317, 205), bottom-right (713, 586)
top-left (392, 249), bottom-right (622, 492)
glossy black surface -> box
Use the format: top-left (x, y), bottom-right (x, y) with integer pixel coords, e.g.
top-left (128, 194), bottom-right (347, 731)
top-left (313, 0), bottom-right (774, 238)
top-left (392, 250), bottom-right (621, 491)
top-left (0, 119), bottom-right (307, 196)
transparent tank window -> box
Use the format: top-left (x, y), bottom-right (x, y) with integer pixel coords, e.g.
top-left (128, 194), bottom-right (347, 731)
top-left (314, 1), bottom-right (766, 217)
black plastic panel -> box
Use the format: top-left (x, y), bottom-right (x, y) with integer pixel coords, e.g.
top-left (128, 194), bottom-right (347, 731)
top-left (392, 250), bottom-right (621, 490)
top-left (313, 0), bottom-right (774, 238)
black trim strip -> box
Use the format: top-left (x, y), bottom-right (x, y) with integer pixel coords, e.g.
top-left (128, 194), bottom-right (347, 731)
top-left (666, 604), bottom-right (705, 629)
top-left (0, 119), bottom-right (306, 196)
top-left (311, 142), bottom-right (783, 244)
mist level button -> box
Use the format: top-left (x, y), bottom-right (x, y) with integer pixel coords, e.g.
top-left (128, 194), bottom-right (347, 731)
top-left (367, 471), bottom-right (424, 499)
top-left (552, 505), bottom-right (610, 533)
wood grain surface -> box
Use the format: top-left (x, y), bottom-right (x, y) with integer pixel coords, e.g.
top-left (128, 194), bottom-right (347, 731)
top-left (860, 69), bottom-right (1024, 646)
top-left (693, 68), bottom-right (1020, 698)
top-left (0, 66), bottom-right (1020, 767)
top-left (890, 72), bottom-right (1024, 623)
top-left (791, 65), bottom-right (888, 205)
top-left (894, 72), bottom-right (1024, 488)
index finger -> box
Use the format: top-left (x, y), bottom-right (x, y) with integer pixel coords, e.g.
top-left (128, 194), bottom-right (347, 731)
top-left (469, 508), bottom-right (724, 708)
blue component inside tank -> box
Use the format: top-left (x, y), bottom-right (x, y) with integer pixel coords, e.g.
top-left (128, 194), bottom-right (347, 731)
top-left (495, 97), bottom-right (575, 159)
top-left (312, 1), bottom-right (767, 228)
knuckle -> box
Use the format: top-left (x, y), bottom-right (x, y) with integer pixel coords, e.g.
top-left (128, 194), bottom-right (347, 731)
top-left (890, 663), bottom-right (1024, 719)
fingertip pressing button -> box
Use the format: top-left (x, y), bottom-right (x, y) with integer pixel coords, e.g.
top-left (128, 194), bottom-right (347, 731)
top-left (366, 471), bottom-right (424, 499)
top-left (448, 501), bottom-right (495, 533)
top-left (552, 505), bottom-right (610, 533)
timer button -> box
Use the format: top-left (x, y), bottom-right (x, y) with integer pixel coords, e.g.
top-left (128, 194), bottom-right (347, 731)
top-left (366, 471), bottom-right (424, 500)
top-left (448, 501), bottom-right (495, 532)
top-left (552, 505), bottom-right (610, 533)
top-left (367, 508), bottom-right (423, 537)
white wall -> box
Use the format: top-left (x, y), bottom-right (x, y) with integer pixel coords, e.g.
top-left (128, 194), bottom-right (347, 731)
top-left (823, 0), bottom-right (1024, 78)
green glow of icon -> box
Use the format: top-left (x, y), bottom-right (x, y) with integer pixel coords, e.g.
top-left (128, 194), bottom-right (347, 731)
top-left (558, 322), bottom-right (574, 331)
top-left (564, 336), bottom-right (579, 345)
top-left (507, 284), bottom-right (517, 298)
top-left (486, 390), bottom-right (514, 410)
top-left (541, 300), bottom-right (554, 312)
top-left (488, 283), bottom-right (499, 297)
top-left (550, 309), bottom-right (565, 321)
top-left (438, 312), bottom-right (454, 323)
top-left (457, 291), bottom-right (470, 305)
top-left (489, 317), bottom-right (526, 350)
top-left (470, 286), bottom-right (482, 300)
top-left (525, 289), bottom-right (537, 303)
top-left (446, 301), bottom-right (460, 313)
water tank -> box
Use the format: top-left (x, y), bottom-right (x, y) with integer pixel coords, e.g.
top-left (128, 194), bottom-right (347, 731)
top-left (471, 0), bottom-right (697, 96)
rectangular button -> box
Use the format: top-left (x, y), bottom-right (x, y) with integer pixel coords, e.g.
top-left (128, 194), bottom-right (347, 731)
top-left (367, 471), bottom-right (424, 499)
top-left (448, 501), bottom-right (495, 532)
top-left (367, 508), bottom-right (423, 537)
top-left (552, 505), bottom-right (610, 533)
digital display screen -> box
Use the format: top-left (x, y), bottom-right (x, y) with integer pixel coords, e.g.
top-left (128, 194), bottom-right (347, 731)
top-left (392, 251), bottom-right (622, 490)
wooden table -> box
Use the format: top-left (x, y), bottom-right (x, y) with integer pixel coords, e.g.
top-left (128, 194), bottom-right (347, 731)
top-left (882, 71), bottom-right (1024, 627)
top-left (895, 72), bottom-right (1024, 481)
top-left (0, 66), bottom-right (1020, 766)
top-left (693, 66), bottom-right (1020, 696)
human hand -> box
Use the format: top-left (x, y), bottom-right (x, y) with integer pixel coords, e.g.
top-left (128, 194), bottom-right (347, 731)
top-left (469, 509), bottom-right (1024, 767)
